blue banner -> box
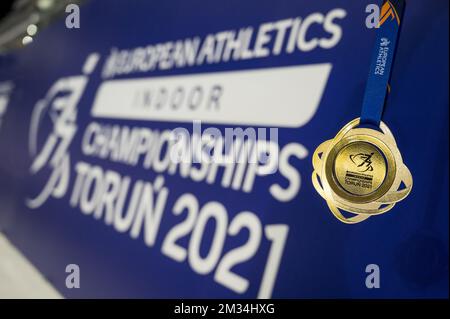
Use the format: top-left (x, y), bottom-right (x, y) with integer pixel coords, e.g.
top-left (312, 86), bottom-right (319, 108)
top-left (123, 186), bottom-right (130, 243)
top-left (0, 0), bottom-right (448, 298)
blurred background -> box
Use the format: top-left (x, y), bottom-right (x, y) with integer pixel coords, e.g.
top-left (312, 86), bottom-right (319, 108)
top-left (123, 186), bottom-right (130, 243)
top-left (0, 0), bottom-right (84, 53)
top-left (0, 0), bottom-right (73, 299)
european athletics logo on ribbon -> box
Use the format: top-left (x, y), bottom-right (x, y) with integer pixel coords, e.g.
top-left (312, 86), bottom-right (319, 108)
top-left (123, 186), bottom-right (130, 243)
top-left (379, 0), bottom-right (401, 27)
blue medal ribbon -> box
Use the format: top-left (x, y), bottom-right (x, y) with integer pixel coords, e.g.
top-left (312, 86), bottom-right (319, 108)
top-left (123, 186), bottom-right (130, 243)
top-left (360, 0), bottom-right (406, 127)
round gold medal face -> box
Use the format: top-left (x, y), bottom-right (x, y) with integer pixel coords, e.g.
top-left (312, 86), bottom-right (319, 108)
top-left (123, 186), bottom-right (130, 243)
top-left (324, 134), bottom-right (396, 204)
top-left (333, 141), bottom-right (386, 196)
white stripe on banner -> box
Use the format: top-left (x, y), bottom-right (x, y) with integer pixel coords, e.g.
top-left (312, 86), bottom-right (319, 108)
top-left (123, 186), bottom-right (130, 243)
top-left (91, 63), bottom-right (332, 128)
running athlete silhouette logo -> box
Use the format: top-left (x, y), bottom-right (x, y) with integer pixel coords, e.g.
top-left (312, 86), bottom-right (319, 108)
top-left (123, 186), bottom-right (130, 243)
top-left (26, 54), bottom-right (99, 209)
top-left (349, 152), bottom-right (374, 172)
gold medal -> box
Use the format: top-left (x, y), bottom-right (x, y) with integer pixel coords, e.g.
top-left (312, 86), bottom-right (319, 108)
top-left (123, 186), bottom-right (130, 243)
top-left (312, 0), bottom-right (411, 223)
top-left (312, 118), bottom-right (412, 224)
